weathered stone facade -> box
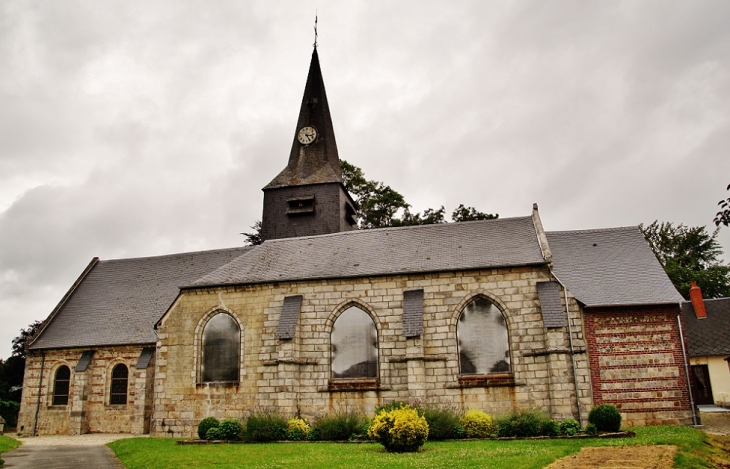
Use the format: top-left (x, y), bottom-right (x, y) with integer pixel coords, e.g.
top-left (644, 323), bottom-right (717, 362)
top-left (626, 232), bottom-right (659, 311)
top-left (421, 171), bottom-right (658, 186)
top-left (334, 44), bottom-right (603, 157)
top-left (584, 307), bottom-right (693, 426)
top-left (152, 266), bottom-right (595, 437)
top-left (17, 345), bottom-right (155, 436)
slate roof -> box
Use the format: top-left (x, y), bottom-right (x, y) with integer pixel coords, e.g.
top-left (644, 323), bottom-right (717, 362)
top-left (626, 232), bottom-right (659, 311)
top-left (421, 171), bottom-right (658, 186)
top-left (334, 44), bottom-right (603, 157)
top-left (546, 227), bottom-right (683, 307)
top-left (191, 216), bottom-right (547, 287)
top-left (29, 247), bottom-right (252, 350)
top-left (681, 298), bottom-right (730, 357)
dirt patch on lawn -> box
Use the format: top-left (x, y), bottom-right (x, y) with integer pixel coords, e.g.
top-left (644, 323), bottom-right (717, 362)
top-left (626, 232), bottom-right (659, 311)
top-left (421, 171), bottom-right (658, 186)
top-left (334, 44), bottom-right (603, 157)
top-left (545, 445), bottom-right (677, 469)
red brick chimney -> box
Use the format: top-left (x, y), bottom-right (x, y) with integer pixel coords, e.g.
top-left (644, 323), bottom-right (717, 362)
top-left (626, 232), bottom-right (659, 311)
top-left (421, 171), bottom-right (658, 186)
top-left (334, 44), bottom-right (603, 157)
top-left (689, 281), bottom-right (707, 319)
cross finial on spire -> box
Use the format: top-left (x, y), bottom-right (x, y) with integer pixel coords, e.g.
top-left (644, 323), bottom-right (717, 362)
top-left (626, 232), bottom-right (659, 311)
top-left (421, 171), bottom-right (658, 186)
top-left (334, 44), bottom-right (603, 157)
top-left (313, 14), bottom-right (318, 49)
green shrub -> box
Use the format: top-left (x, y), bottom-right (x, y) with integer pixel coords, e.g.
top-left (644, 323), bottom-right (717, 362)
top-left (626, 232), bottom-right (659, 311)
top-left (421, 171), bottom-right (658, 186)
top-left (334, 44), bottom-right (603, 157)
top-left (244, 410), bottom-right (287, 442)
top-left (286, 417), bottom-right (310, 441)
top-left (584, 423), bottom-right (598, 435)
top-left (542, 419), bottom-right (560, 437)
top-left (312, 408), bottom-right (368, 441)
top-left (375, 401), bottom-right (411, 414)
top-left (559, 418), bottom-right (580, 436)
top-left (218, 419), bottom-right (243, 441)
top-left (0, 400), bottom-right (20, 429)
top-left (306, 427), bottom-right (321, 441)
top-left (368, 404), bottom-right (429, 452)
top-left (421, 405), bottom-right (462, 440)
top-left (496, 409), bottom-right (553, 437)
top-left (459, 409), bottom-right (494, 438)
top-left (205, 427), bottom-right (222, 440)
top-left (588, 404), bottom-right (622, 432)
top-left (197, 417), bottom-right (220, 440)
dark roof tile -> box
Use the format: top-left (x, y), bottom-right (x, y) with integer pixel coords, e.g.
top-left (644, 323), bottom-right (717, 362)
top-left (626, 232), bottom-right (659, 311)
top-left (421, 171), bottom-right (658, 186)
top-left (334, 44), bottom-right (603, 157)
top-left (681, 298), bottom-right (730, 357)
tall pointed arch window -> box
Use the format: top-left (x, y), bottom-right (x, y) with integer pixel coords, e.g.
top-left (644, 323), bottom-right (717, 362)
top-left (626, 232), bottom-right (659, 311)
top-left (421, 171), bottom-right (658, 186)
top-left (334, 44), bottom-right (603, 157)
top-left (458, 297), bottom-right (511, 375)
top-left (201, 313), bottom-right (240, 382)
top-left (331, 306), bottom-right (378, 379)
top-left (52, 365), bottom-right (70, 405)
top-left (109, 364), bottom-right (129, 405)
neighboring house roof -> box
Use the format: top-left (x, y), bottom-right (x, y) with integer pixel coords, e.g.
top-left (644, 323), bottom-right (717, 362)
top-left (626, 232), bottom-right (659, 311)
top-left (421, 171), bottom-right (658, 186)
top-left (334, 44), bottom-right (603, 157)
top-left (190, 216), bottom-right (547, 288)
top-left (681, 298), bottom-right (730, 357)
top-left (29, 247), bottom-right (251, 350)
top-left (546, 227), bottom-right (683, 307)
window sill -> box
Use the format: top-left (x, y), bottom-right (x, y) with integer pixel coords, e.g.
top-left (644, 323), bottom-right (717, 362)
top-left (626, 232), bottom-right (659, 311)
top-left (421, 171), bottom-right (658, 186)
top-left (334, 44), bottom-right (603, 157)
top-left (196, 381), bottom-right (240, 388)
top-left (453, 374), bottom-right (517, 388)
top-left (105, 403), bottom-right (130, 409)
top-left (326, 379), bottom-right (382, 392)
top-left (47, 404), bottom-right (68, 409)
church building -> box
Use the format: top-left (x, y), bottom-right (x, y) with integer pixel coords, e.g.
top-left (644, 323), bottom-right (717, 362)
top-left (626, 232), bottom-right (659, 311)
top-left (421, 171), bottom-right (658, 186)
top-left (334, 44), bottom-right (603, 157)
top-left (18, 46), bottom-right (693, 437)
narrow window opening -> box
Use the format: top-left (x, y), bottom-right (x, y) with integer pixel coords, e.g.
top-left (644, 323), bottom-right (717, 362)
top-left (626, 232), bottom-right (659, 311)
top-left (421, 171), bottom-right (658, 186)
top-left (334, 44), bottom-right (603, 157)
top-left (52, 366), bottom-right (70, 405)
top-left (286, 195), bottom-right (315, 215)
top-left (110, 364), bottom-right (128, 405)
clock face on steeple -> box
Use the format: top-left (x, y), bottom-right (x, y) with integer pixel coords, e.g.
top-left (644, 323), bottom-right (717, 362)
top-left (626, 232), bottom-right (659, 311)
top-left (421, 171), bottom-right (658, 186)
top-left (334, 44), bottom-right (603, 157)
top-left (297, 126), bottom-right (318, 145)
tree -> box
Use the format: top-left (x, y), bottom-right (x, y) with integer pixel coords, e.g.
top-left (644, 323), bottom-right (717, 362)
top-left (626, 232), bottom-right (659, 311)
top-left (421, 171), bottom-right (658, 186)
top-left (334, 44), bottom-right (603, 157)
top-left (11, 320), bottom-right (43, 359)
top-left (640, 221), bottom-right (730, 299)
top-left (715, 183), bottom-right (730, 227)
top-left (241, 221), bottom-right (263, 246)
top-left (340, 160), bottom-right (497, 229)
top-left (451, 204), bottom-right (499, 222)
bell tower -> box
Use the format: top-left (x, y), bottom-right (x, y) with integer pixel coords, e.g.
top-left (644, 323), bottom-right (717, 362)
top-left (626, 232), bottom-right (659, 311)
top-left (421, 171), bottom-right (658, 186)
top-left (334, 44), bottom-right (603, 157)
top-left (261, 47), bottom-right (358, 241)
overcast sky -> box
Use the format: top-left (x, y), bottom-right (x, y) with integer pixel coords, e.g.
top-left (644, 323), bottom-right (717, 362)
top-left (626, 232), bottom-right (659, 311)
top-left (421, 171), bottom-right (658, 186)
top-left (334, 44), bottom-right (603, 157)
top-left (1, 1), bottom-right (729, 359)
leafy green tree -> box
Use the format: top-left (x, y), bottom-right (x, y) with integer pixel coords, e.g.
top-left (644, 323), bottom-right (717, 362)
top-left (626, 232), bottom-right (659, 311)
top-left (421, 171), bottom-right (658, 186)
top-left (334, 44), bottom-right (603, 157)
top-left (0, 320), bottom-right (43, 403)
top-left (241, 221), bottom-right (263, 246)
top-left (340, 160), bottom-right (497, 228)
top-left (451, 204), bottom-right (498, 222)
top-left (715, 183), bottom-right (730, 227)
top-left (640, 221), bottom-right (730, 299)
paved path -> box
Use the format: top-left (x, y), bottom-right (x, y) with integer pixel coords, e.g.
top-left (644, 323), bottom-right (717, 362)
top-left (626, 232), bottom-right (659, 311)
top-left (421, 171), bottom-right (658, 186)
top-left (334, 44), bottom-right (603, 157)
top-left (2, 434), bottom-right (139, 469)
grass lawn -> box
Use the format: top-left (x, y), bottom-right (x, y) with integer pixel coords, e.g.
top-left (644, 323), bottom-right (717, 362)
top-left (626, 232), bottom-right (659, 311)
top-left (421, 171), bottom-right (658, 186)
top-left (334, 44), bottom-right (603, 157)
top-left (108, 426), bottom-right (730, 469)
top-left (0, 435), bottom-right (21, 464)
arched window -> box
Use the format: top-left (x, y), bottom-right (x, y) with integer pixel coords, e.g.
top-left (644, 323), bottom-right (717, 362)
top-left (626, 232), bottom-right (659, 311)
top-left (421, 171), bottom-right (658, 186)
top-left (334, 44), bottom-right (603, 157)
top-left (110, 364), bottom-right (128, 405)
top-left (52, 365), bottom-right (70, 405)
top-left (457, 297), bottom-right (510, 375)
top-left (331, 306), bottom-right (378, 379)
top-left (201, 313), bottom-right (240, 382)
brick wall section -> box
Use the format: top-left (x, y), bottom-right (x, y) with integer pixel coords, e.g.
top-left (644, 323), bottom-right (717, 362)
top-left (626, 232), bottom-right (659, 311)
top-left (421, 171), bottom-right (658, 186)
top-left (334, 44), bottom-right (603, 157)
top-left (17, 345), bottom-right (155, 436)
top-left (153, 266), bottom-right (593, 437)
top-left (584, 306), bottom-right (692, 426)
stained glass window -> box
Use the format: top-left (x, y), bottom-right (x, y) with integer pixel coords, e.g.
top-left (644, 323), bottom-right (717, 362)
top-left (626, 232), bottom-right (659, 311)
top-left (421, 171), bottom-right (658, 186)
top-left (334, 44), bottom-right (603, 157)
top-left (458, 298), bottom-right (510, 375)
top-left (202, 313), bottom-right (240, 382)
top-left (52, 365), bottom-right (70, 405)
top-left (331, 306), bottom-right (378, 379)
top-left (110, 364), bottom-right (128, 405)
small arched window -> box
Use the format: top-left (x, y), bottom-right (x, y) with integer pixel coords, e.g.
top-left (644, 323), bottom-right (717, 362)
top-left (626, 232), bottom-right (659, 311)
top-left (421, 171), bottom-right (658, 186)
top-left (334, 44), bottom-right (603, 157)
top-left (331, 306), bottom-right (378, 379)
top-left (457, 297), bottom-right (511, 375)
top-left (52, 365), bottom-right (70, 405)
top-left (110, 364), bottom-right (129, 405)
top-left (202, 313), bottom-right (240, 382)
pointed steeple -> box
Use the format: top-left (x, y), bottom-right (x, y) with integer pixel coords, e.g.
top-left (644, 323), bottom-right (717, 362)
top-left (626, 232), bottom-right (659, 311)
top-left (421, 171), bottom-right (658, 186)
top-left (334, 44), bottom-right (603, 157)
top-left (264, 48), bottom-right (342, 189)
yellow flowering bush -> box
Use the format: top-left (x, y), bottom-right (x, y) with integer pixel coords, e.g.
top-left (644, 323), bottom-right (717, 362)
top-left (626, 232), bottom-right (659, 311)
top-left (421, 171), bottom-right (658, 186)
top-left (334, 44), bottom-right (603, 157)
top-left (459, 408), bottom-right (494, 438)
top-left (368, 404), bottom-right (429, 452)
top-left (286, 417), bottom-right (310, 441)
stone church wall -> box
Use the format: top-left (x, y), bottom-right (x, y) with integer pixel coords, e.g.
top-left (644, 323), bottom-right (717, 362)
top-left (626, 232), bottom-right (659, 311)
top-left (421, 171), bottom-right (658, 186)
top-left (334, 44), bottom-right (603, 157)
top-left (583, 306), bottom-right (693, 426)
top-left (153, 266), bottom-right (594, 437)
top-left (17, 345), bottom-right (154, 436)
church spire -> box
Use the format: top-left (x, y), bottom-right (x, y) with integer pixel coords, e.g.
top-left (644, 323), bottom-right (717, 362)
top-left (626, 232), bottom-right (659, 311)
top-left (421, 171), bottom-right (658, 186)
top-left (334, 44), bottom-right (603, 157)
top-left (264, 47), bottom-right (342, 189)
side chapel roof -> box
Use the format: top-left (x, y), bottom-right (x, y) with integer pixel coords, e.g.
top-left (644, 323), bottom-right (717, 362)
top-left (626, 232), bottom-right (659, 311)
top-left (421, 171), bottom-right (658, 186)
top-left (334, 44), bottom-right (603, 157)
top-left (547, 226), bottom-right (683, 307)
top-left (681, 298), bottom-right (730, 357)
top-left (28, 247), bottom-right (251, 350)
top-left (190, 216), bottom-right (547, 287)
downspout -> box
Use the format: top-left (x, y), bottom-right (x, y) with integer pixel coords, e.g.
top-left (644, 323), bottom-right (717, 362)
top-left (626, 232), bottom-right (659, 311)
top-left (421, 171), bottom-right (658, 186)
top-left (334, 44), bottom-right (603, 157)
top-left (33, 350), bottom-right (45, 436)
top-left (677, 313), bottom-right (698, 426)
top-left (531, 203), bottom-right (582, 425)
